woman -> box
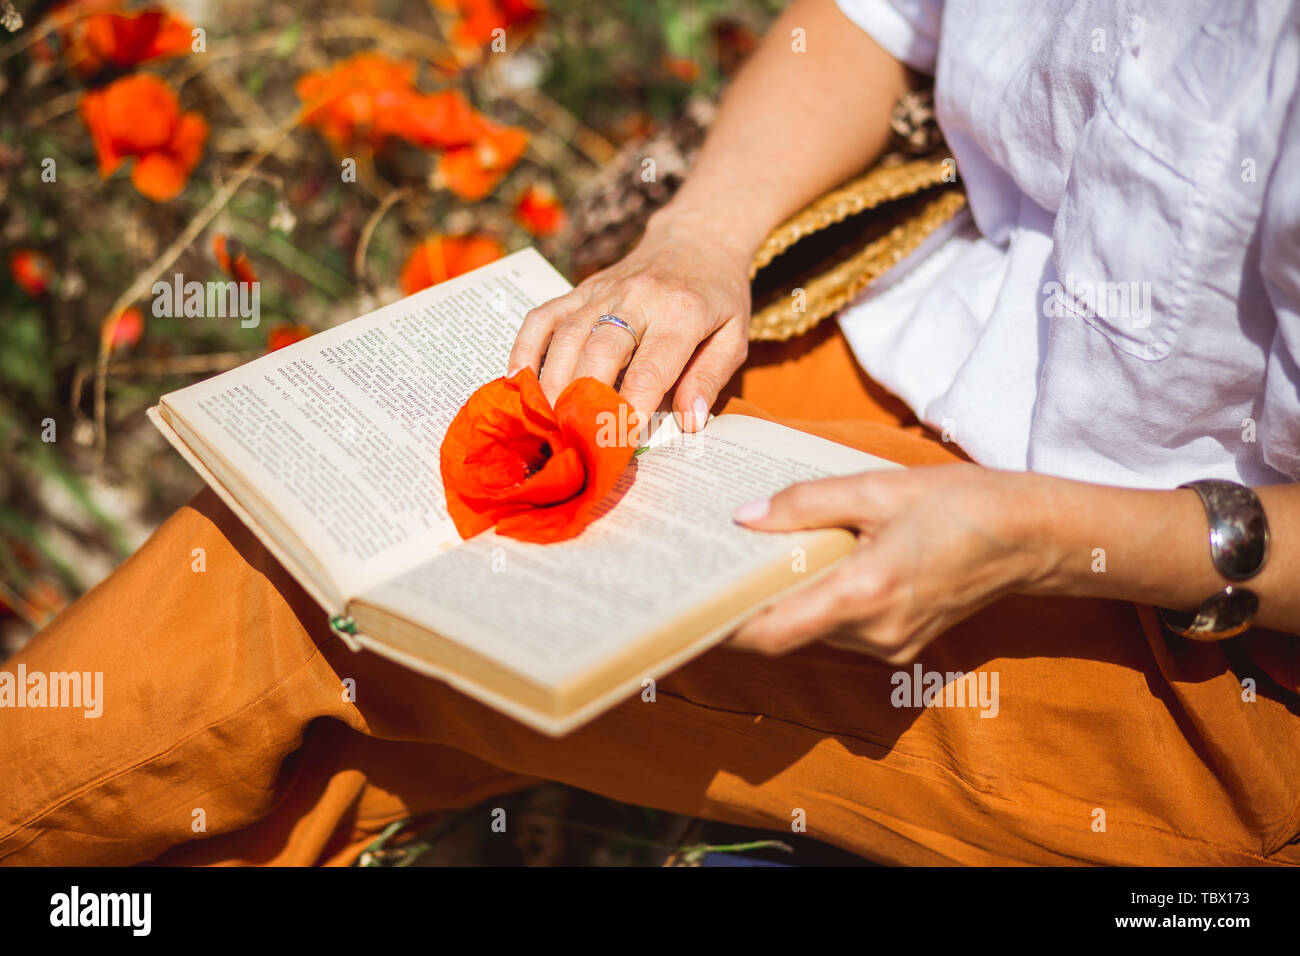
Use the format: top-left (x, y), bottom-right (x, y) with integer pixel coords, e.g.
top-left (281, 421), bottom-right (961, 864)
top-left (3, 0), bottom-right (1298, 865)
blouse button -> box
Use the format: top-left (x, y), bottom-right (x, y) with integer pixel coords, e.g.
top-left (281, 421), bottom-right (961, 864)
top-left (1123, 15), bottom-right (1145, 53)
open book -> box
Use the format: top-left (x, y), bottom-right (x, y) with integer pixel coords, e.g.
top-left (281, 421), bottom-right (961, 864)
top-left (150, 248), bottom-right (900, 735)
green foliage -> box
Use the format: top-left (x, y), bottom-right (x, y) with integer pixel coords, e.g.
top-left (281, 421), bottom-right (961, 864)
top-left (0, 0), bottom-right (778, 640)
top-left (0, 306), bottom-right (53, 405)
top-left (540, 0), bottom-right (778, 124)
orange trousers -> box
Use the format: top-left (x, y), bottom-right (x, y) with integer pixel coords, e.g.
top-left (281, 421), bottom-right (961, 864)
top-left (2, 326), bottom-right (1299, 866)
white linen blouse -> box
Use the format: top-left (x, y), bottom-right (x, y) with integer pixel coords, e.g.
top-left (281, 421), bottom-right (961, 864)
top-left (833, 0), bottom-right (1300, 488)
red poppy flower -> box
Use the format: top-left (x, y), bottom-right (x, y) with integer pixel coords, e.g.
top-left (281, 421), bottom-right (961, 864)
top-left (393, 88), bottom-right (483, 149)
top-left (101, 306), bottom-right (144, 351)
top-left (9, 249), bottom-right (55, 298)
top-left (212, 234), bottom-right (258, 286)
top-left (266, 324), bottom-right (312, 353)
top-left (400, 235), bottom-right (505, 297)
top-left (297, 54), bottom-right (481, 154)
top-left (437, 119), bottom-right (528, 201)
top-left (297, 53), bottom-right (417, 153)
top-left (514, 183), bottom-right (566, 237)
top-left (441, 368), bottom-right (636, 543)
top-left (45, 1), bottom-right (193, 77)
top-left (298, 52), bottom-right (524, 199)
top-left (661, 54), bottom-right (700, 83)
top-left (79, 74), bottom-right (207, 201)
top-left (712, 19), bottom-right (759, 77)
top-left (435, 0), bottom-right (544, 49)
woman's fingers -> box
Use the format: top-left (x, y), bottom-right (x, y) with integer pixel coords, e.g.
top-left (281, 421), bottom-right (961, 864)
top-left (570, 305), bottom-right (646, 388)
top-left (618, 323), bottom-right (700, 423)
top-left (729, 549), bottom-right (920, 661)
top-left (673, 323), bottom-right (748, 431)
top-left (512, 265), bottom-right (741, 421)
top-left (733, 474), bottom-right (882, 531)
top-left (729, 560), bottom-right (873, 655)
top-left (508, 289), bottom-right (587, 376)
top-left (536, 303), bottom-right (609, 404)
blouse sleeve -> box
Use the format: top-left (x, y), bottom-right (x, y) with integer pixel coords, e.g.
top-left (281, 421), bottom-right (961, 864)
top-left (1259, 90), bottom-right (1300, 481)
top-left (833, 0), bottom-right (944, 75)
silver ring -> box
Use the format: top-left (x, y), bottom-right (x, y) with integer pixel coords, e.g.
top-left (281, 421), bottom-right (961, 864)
top-left (591, 314), bottom-right (640, 348)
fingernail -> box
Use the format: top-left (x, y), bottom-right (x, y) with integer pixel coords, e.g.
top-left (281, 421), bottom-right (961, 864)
top-left (733, 497), bottom-right (770, 523)
top-left (692, 396), bottom-right (710, 431)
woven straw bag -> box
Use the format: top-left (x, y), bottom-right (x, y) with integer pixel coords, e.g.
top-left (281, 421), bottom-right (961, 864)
top-left (747, 152), bottom-right (966, 341)
top-left (746, 89), bottom-right (965, 340)
top-left (563, 90), bottom-right (966, 342)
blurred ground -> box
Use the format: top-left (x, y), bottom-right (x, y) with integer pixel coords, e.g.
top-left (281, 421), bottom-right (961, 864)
top-left (355, 782), bottom-right (873, 867)
top-left (0, 0), bottom-right (777, 651)
top-left (2, 0), bottom-right (858, 868)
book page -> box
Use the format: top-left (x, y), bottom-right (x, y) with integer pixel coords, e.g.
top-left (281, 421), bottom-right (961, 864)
top-left (357, 415), bottom-right (901, 688)
top-left (161, 248), bottom-right (572, 601)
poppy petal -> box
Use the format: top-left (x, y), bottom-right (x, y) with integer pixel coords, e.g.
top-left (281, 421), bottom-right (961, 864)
top-left (131, 152), bottom-right (188, 201)
top-left (494, 377), bottom-right (635, 542)
top-left (441, 369), bottom-right (635, 543)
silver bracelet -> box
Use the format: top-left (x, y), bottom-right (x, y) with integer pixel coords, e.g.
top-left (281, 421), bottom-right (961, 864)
top-left (1156, 479), bottom-right (1270, 641)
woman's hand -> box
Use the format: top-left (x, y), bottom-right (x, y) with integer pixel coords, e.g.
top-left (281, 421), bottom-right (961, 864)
top-left (506, 0), bottom-right (918, 432)
top-left (507, 208), bottom-right (753, 433)
top-left (730, 464), bottom-right (1053, 663)
top-left (732, 463), bottom-right (1300, 655)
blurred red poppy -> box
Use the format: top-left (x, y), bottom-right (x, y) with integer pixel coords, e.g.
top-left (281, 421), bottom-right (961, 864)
top-left (393, 88), bottom-right (483, 149)
top-left (47, 1), bottom-right (192, 77)
top-left (435, 0), bottom-right (544, 49)
top-left (297, 54), bottom-right (481, 154)
top-left (266, 324), bottom-right (312, 353)
top-left (79, 74), bottom-right (207, 201)
top-left (298, 53), bottom-right (416, 153)
top-left (514, 184), bottom-right (566, 237)
top-left (661, 54), bottom-right (700, 83)
top-left (712, 19), bottom-right (759, 77)
top-left (212, 234), bottom-right (258, 286)
top-left (101, 306), bottom-right (144, 352)
top-left (440, 368), bottom-right (635, 543)
top-left (298, 52), bottom-right (527, 200)
top-left (400, 235), bottom-right (505, 297)
top-left (9, 249), bottom-right (55, 298)
top-left (437, 119), bottom-right (528, 201)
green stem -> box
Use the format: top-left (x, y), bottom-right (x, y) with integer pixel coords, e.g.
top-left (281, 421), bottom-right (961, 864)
top-left (229, 216), bottom-right (352, 300)
top-left (355, 805), bottom-right (795, 866)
